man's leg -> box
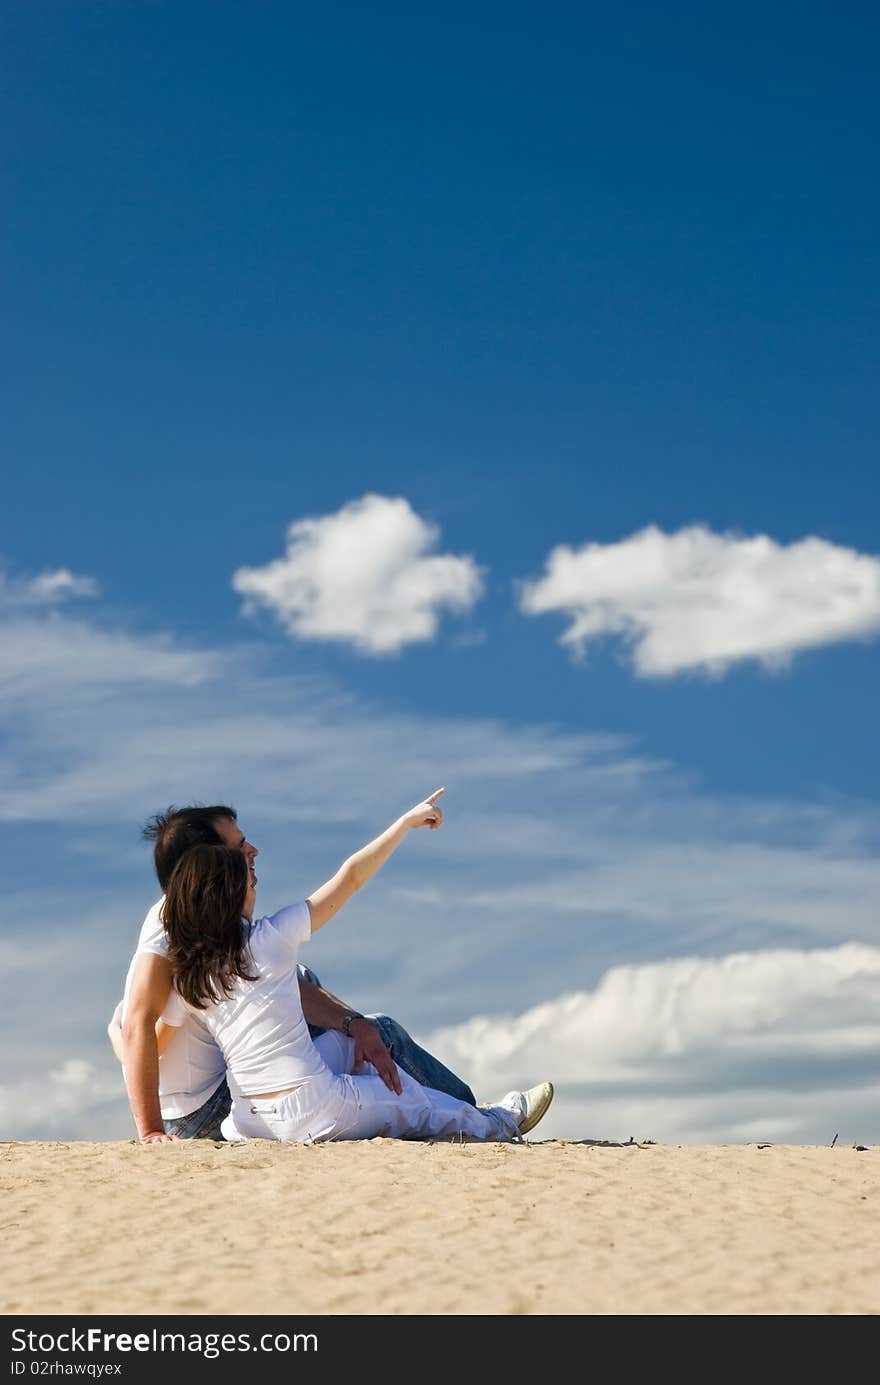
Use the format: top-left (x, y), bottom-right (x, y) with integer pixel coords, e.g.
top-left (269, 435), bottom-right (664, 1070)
top-left (162, 1080), bottom-right (231, 1141)
top-left (329, 1068), bottom-right (518, 1142)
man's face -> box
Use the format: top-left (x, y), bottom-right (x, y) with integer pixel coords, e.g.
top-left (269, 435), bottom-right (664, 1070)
top-left (213, 816), bottom-right (259, 885)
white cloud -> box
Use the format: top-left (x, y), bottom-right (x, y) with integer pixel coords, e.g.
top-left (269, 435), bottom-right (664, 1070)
top-left (519, 525), bottom-right (880, 676)
top-left (233, 494), bottom-right (484, 654)
top-left (0, 566), bottom-right (99, 608)
top-left (420, 944), bottom-right (880, 1143)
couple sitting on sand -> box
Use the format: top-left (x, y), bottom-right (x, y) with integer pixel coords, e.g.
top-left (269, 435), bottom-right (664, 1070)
top-left (110, 789), bottom-right (554, 1146)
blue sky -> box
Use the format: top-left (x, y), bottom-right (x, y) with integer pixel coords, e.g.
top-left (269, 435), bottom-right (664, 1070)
top-left (2, 2), bottom-right (879, 1144)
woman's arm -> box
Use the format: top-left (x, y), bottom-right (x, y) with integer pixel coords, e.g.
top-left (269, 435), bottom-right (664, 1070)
top-left (306, 788), bottom-right (444, 932)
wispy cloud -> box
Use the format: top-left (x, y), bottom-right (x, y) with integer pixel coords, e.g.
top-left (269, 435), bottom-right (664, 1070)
top-left (519, 525), bottom-right (880, 676)
top-left (233, 494), bottom-right (484, 654)
top-left (0, 566), bottom-right (99, 608)
top-left (0, 617), bottom-right (220, 704)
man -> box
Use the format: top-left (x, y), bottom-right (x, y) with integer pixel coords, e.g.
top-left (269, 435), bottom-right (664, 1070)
top-left (113, 803), bottom-right (478, 1143)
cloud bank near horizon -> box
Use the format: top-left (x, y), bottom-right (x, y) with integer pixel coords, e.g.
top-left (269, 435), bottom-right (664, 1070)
top-left (421, 942), bottom-right (880, 1144)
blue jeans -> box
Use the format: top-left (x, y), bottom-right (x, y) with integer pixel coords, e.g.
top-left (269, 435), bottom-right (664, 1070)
top-left (163, 1078), bottom-right (231, 1141)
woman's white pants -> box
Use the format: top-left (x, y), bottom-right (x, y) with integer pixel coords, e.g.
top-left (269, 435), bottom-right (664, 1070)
top-left (222, 1033), bottom-right (519, 1145)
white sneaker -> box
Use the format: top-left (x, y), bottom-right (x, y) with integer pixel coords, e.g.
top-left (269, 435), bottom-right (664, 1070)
top-left (519, 1082), bottom-right (554, 1134)
top-left (495, 1082), bottom-right (554, 1136)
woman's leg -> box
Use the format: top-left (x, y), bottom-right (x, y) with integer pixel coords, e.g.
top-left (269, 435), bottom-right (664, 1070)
top-left (311, 1028), bottom-right (354, 1074)
top-left (330, 1069), bottom-right (517, 1141)
top-left (312, 1021), bottom-right (476, 1105)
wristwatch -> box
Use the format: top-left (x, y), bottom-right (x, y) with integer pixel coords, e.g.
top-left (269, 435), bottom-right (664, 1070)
top-left (341, 1011), bottom-right (364, 1038)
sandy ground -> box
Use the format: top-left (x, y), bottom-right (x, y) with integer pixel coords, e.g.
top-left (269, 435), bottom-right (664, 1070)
top-left (1, 1139), bottom-right (877, 1315)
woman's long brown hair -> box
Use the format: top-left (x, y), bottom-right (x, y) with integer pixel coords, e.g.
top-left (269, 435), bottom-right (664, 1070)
top-left (162, 845), bottom-right (257, 1008)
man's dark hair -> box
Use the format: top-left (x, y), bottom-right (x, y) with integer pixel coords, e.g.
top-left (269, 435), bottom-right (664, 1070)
top-left (143, 804), bottom-right (238, 890)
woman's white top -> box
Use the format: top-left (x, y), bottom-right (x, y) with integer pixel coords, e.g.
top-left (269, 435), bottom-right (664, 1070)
top-left (166, 902), bottom-right (330, 1098)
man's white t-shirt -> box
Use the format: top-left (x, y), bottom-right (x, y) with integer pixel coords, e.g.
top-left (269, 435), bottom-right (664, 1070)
top-left (164, 902), bottom-right (331, 1100)
top-left (121, 900), bottom-right (227, 1120)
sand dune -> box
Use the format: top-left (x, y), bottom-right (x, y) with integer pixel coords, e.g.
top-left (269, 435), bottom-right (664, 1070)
top-left (1, 1140), bottom-right (877, 1315)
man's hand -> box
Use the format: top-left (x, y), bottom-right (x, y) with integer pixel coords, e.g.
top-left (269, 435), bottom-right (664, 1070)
top-left (350, 1018), bottom-right (402, 1095)
top-left (139, 1131), bottom-right (180, 1144)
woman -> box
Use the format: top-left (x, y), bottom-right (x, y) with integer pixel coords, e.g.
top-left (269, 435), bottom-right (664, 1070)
top-left (161, 788), bottom-right (554, 1143)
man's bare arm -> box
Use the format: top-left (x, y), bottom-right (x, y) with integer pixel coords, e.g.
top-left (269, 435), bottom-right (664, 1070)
top-left (121, 953), bottom-right (177, 1143)
top-left (298, 978), bottom-right (353, 1030)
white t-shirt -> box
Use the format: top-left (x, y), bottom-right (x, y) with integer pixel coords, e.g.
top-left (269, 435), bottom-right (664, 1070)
top-left (121, 900), bottom-right (227, 1120)
top-left (166, 902), bottom-right (331, 1099)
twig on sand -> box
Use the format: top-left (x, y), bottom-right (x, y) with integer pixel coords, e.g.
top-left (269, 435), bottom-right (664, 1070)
top-left (830, 1132), bottom-right (839, 1148)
